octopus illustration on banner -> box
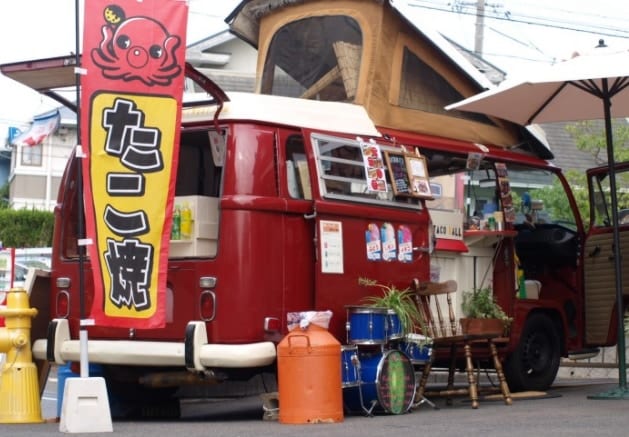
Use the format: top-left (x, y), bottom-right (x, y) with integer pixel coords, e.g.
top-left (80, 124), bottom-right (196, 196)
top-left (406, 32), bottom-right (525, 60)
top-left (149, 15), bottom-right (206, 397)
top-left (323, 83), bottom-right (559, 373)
top-left (92, 4), bottom-right (183, 86)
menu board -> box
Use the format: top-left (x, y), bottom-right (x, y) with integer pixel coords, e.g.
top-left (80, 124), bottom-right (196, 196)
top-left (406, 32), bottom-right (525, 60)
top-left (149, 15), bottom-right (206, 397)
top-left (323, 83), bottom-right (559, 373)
top-left (406, 155), bottom-right (432, 199)
top-left (384, 151), bottom-right (432, 199)
top-left (384, 151), bottom-right (411, 196)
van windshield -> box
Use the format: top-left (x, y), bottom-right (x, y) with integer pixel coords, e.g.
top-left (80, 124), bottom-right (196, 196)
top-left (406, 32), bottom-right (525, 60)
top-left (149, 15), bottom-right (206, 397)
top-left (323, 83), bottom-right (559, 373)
top-left (418, 148), bottom-right (577, 230)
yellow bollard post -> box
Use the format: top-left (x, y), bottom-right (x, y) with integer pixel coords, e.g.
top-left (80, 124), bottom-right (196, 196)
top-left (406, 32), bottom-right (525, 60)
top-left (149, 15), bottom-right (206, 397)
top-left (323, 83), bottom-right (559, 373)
top-left (0, 288), bottom-right (43, 424)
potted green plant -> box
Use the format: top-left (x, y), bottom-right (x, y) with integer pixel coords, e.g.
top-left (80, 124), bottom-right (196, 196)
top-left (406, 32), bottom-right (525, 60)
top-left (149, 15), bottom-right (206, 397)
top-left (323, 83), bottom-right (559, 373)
top-left (460, 287), bottom-right (512, 336)
top-left (358, 277), bottom-right (425, 338)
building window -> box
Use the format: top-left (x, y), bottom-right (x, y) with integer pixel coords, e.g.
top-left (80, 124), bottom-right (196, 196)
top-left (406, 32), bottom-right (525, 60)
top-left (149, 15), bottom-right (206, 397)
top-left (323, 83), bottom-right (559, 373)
top-left (21, 144), bottom-right (43, 166)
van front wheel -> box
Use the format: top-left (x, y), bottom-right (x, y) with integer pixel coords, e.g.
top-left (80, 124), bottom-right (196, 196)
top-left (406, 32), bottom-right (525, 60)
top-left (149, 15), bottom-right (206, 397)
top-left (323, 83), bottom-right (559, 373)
top-left (504, 313), bottom-right (561, 392)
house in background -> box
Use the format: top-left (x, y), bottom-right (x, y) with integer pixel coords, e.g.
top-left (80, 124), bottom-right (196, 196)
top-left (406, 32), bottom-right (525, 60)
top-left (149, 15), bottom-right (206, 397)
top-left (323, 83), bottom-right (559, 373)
top-left (2, 28), bottom-right (602, 211)
top-left (6, 106), bottom-right (75, 210)
top-left (2, 29), bottom-right (256, 212)
top-left (185, 29), bottom-right (256, 93)
top-left (0, 133), bottom-right (12, 190)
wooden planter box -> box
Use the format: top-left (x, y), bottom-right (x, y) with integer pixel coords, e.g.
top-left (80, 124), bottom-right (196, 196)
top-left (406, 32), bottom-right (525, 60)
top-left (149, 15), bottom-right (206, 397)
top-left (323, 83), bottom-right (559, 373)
top-left (459, 318), bottom-right (505, 336)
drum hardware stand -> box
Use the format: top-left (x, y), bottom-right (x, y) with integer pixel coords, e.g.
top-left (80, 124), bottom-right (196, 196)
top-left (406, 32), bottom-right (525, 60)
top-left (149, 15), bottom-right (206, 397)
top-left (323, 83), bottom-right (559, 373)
top-left (355, 358), bottom-right (378, 417)
top-left (361, 397), bottom-right (379, 417)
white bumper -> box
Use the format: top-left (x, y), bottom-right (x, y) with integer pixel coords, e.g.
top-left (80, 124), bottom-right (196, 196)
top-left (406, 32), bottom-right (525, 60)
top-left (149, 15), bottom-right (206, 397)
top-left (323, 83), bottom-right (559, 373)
top-left (32, 319), bottom-right (277, 370)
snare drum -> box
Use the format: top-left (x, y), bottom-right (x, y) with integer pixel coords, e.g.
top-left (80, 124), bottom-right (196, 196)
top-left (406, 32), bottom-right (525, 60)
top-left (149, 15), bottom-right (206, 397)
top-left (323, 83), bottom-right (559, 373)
top-left (341, 345), bottom-right (360, 388)
top-left (346, 306), bottom-right (388, 345)
top-left (343, 349), bottom-right (416, 415)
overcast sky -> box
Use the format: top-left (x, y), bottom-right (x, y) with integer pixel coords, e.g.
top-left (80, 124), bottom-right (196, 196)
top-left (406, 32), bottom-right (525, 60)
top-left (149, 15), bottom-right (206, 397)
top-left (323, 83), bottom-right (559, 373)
top-left (0, 0), bottom-right (237, 131)
top-left (1, 0), bottom-right (627, 132)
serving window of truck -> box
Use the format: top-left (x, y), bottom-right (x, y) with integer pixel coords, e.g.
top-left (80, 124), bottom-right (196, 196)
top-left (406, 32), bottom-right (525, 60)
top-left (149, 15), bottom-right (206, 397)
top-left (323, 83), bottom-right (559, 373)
top-left (312, 134), bottom-right (428, 210)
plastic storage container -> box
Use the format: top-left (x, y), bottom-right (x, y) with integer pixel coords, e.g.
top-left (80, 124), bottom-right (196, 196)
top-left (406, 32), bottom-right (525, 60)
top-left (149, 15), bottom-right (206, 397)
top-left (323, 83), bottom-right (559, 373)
top-left (277, 323), bottom-right (343, 424)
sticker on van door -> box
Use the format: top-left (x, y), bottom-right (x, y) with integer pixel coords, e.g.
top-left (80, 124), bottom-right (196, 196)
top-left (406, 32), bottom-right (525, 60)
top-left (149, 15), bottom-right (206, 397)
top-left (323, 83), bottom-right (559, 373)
top-left (365, 223), bottom-right (382, 261)
top-left (397, 225), bottom-right (413, 263)
top-left (381, 222), bottom-right (397, 261)
top-left (320, 220), bottom-right (344, 274)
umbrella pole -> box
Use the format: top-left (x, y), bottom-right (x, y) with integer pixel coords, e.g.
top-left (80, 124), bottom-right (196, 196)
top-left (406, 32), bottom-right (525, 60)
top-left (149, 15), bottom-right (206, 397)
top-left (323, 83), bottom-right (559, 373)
top-left (588, 84), bottom-right (629, 400)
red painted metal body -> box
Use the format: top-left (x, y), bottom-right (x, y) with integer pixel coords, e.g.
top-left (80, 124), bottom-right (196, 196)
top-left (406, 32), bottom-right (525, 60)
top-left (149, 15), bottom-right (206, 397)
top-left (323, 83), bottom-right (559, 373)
top-left (50, 121), bottom-right (431, 347)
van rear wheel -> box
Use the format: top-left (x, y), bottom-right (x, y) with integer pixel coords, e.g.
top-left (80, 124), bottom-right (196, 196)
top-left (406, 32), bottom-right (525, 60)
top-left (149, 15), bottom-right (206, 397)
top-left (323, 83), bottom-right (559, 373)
top-left (504, 313), bottom-right (561, 392)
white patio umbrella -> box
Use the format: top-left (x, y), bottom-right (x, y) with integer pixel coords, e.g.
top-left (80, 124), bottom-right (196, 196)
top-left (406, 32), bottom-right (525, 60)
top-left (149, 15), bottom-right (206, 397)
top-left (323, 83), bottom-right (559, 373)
top-left (447, 42), bottom-right (629, 399)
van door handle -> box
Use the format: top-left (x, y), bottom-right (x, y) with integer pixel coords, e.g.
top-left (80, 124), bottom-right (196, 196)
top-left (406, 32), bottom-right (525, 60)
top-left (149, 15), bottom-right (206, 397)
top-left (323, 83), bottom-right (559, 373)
top-left (413, 246), bottom-right (430, 253)
top-left (304, 211), bottom-right (316, 220)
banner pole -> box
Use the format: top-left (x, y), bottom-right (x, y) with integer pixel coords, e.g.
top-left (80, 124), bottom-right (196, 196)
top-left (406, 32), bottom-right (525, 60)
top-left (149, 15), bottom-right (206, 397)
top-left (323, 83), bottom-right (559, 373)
top-left (74, 0), bottom-right (89, 379)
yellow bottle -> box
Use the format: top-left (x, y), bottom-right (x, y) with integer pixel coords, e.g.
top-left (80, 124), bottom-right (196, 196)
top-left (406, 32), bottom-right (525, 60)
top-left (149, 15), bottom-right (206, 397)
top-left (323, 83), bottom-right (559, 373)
top-left (180, 202), bottom-right (193, 239)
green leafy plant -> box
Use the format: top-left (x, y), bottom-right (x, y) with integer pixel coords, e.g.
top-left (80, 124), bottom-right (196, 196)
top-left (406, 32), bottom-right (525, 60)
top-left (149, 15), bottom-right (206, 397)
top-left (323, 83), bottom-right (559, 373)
top-left (358, 277), bottom-right (425, 336)
top-left (461, 287), bottom-right (512, 324)
top-left (0, 208), bottom-right (54, 247)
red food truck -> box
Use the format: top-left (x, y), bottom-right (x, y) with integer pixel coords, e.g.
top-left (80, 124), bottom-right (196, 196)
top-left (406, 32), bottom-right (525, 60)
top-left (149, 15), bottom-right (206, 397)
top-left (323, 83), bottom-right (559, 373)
top-left (1, 0), bottom-right (627, 416)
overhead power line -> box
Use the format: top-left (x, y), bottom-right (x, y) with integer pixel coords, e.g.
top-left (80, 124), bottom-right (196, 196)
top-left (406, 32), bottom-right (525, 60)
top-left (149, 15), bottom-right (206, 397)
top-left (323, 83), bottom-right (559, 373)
top-left (406, 0), bottom-right (629, 40)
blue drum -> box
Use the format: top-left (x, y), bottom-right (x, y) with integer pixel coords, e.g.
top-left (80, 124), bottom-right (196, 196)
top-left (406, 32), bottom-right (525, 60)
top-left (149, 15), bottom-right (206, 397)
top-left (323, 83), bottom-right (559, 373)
top-left (343, 349), bottom-right (416, 415)
top-left (398, 334), bottom-right (432, 364)
top-left (341, 345), bottom-right (361, 388)
top-left (346, 306), bottom-right (388, 345)
top-left (386, 309), bottom-right (403, 341)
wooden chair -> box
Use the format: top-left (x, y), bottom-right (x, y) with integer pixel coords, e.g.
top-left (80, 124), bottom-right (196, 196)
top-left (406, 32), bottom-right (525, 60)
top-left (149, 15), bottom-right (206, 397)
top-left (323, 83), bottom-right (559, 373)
top-left (412, 279), bottom-right (512, 409)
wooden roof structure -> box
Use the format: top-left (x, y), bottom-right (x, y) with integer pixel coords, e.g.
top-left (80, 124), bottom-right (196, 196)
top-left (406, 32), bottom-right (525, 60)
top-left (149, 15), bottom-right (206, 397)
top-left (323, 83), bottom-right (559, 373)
top-left (227, 0), bottom-right (552, 159)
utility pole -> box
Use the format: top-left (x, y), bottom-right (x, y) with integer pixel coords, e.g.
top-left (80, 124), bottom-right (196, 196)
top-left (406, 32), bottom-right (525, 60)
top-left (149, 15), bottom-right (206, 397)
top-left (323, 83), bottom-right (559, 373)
top-left (452, 0), bottom-right (503, 57)
top-left (474, 0), bottom-right (485, 55)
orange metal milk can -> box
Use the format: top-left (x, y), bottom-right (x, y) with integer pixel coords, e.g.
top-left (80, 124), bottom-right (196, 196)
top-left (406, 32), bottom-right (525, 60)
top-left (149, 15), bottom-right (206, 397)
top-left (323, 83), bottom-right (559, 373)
top-left (277, 323), bottom-right (343, 424)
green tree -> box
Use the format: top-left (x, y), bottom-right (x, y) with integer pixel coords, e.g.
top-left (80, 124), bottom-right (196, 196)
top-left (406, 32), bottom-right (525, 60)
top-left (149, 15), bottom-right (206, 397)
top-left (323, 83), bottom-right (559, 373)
top-left (534, 119), bottom-right (629, 228)
top-left (0, 183), bottom-right (10, 209)
top-left (532, 170), bottom-right (590, 226)
top-left (509, 170), bottom-right (588, 229)
top-left (565, 119), bottom-right (629, 165)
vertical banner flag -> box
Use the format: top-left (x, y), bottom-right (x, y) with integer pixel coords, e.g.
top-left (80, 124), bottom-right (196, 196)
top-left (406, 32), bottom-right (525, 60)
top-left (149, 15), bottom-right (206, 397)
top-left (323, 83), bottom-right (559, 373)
top-left (81, 1), bottom-right (188, 328)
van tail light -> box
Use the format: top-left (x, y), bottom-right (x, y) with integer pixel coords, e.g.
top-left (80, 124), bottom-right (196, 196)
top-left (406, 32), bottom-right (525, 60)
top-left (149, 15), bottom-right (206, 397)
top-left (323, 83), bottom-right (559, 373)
top-left (199, 276), bottom-right (216, 321)
top-left (55, 276), bottom-right (71, 318)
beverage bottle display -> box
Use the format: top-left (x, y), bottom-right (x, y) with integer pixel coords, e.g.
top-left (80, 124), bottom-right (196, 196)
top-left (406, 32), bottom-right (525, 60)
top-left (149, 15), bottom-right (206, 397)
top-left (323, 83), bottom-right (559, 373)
top-left (180, 202), bottom-right (192, 239)
top-left (171, 205), bottom-right (181, 240)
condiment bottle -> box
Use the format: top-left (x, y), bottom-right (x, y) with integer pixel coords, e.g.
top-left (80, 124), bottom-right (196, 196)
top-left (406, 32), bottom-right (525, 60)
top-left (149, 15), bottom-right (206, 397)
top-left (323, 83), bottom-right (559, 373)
top-left (171, 205), bottom-right (181, 240)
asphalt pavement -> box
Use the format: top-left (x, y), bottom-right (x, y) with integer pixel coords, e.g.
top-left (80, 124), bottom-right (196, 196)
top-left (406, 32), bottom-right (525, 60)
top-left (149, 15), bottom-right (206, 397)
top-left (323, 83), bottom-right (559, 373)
top-left (2, 375), bottom-right (629, 437)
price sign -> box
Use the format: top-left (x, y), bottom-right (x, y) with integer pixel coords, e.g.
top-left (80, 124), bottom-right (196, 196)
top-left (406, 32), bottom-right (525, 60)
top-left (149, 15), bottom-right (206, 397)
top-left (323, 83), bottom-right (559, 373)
top-left (385, 151), bottom-right (411, 196)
